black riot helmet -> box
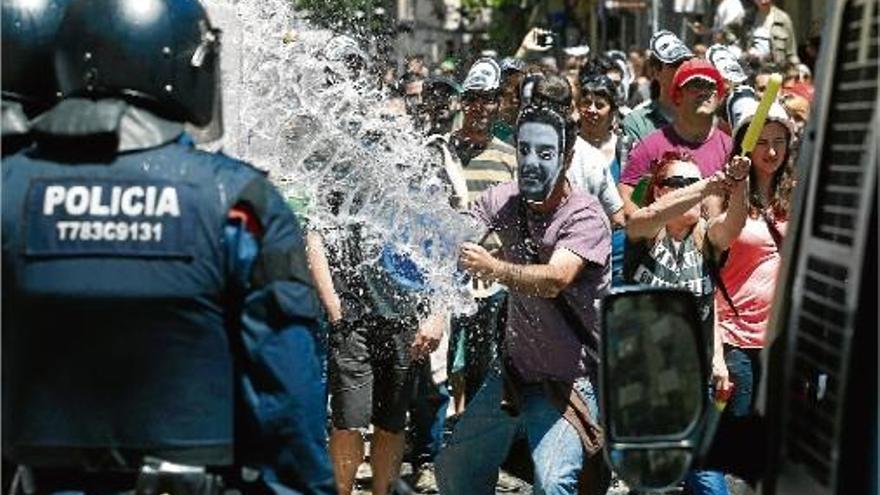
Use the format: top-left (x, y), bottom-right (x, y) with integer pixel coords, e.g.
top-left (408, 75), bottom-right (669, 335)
top-left (54, 0), bottom-right (221, 127)
top-left (1, 0), bottom-right (69, 113)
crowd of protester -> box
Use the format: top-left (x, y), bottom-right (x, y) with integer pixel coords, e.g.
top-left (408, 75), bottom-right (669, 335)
top-left (312, 1), bottom-right (815, 493)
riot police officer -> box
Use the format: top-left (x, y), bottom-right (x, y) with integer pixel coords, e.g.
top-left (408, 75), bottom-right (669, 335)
top-left (1, 0), bottom-right (68, 157)
top-left (1, 0), bottom-right (335, 493)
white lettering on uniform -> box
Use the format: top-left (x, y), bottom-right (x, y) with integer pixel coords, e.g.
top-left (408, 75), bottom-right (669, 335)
top-left (121, 187), bottom-right (145, 216)
top-left (56, 221), bottom-right (70, 240)
top-left (144, 187), bottom-right (157, 216)
top-left (54, 220), bottom-right (164, 242)
top-left (110, 187), bottom-right (122, 216)
top-left (154, 187), bottom-right (180, 217)
top-left (43, 186), bottom-right (66, 215)
top-left (41, 184), bottom-right (180, 219)
top-left (65, 186), bottom-right (90, 215)
top-left (88, 186), bottom-right (110, 216)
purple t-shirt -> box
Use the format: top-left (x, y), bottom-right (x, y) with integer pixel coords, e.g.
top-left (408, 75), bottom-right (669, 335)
top-left (620, 125), bottom-right (732, 186)
top-left (470, 182), bottom-right (611, 382)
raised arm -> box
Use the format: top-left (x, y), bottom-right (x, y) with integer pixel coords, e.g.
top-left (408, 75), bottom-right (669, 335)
top-left (707, 156), bottom-right (751, 252)
top-left (513, 27), bottom-right (554, 59)
top-left (626, 173), bottom-right (731, 241)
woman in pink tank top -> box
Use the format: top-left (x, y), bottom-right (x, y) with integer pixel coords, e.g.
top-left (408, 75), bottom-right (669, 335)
top-left (711, 88), bottom-right (797, 485)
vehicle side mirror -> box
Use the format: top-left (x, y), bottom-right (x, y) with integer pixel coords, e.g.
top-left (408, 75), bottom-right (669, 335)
top-left (599, 287), bottom-right (710, 491)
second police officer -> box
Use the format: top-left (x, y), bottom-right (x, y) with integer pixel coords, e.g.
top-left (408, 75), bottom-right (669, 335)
top-left (1, 0), bottom-right (66, 157)
top-left (1, 0), bottom-right (335, 493)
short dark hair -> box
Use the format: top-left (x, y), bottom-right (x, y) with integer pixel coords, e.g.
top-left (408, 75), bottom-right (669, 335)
top-left (530, 74), bottom-right (573, 116)
top-left (577, 74), bottom-right (619, 109)
top-left (579, 56), bottom-right (615, 81)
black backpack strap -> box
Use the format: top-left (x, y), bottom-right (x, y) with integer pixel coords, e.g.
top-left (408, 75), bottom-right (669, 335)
top-left (703, 226), bottom-right (740, 318)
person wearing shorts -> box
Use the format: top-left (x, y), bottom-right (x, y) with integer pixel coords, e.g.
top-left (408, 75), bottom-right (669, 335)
top-left (330, 315), bottom-right (418, 436)
top-left (313, 222), bottom-right (442, 495)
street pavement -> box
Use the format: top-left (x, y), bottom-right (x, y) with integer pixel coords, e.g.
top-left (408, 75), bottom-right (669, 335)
top-left (351, 459), bottom-right (756, 494)
top-left (348, 427), bottom-right (756, 494)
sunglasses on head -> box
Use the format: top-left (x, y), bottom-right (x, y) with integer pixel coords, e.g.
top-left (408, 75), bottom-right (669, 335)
top-left (659, 176), bottom-right (700, 189)
top-left (463, 91), bottom-right (498, 104)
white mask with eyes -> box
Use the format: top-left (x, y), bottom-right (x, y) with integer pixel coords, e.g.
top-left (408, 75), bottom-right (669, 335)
top-left (517, 121), bottom-right (565, 203)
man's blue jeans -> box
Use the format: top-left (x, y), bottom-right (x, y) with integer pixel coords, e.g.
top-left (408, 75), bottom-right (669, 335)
top-left (685, 346), bottom-right (764, 494)
top-left (684, 469), bottom-right (728, 495)
top-left (435, 364), bottom-right (598, 495)
top-left (702, 345), bottom-right (764, 485)
top-left (409, 360), bottom-right (452, 465)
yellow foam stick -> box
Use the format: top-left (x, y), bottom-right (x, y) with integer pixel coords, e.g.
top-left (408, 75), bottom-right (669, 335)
top-left (740, 73), bottom-right (783, 154)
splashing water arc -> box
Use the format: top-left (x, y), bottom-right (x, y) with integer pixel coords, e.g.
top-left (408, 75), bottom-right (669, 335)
top-left (203, 0), bottom-right (480, 315)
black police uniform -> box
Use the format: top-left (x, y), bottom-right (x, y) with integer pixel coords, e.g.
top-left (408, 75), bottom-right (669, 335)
top-left (1, 0), bottom-right (335, 493)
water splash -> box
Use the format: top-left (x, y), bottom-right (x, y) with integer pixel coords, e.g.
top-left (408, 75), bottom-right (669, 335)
top-left (204, 0), bottom-right (480, 315)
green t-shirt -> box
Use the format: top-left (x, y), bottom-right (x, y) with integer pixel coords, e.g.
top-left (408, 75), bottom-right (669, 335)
top-left (621, 100), bottom-right (672, 143)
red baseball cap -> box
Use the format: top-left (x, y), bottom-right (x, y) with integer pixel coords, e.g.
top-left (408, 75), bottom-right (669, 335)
top-left (670, 59), bottom-right (726, 100)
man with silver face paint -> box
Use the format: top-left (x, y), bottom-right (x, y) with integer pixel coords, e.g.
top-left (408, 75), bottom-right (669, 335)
top-left (517, 118), bottom-right (569, 203)
top-left (436, 105), bottom-right (612, 495)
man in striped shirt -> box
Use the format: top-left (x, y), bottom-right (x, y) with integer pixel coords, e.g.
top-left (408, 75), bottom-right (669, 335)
top-left (431, 58), bottom-right (518, 210)
top-left (427, 57), bottom-right (518, 411)
top-left (417, 57), bottom-right (522, 492)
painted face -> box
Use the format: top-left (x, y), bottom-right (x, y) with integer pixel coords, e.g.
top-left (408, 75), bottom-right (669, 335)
top-left (517, 122), bottom-right (565, 202)
top-left (752, 121), bottom-right (789, 176)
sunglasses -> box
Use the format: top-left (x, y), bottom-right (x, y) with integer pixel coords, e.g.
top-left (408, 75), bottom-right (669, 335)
top-left (682, 79), bottom-right (717, 92)
top-left (462, 92), bottom-right (498, 104)
top-left (659, 176), bottom-right (700, 189)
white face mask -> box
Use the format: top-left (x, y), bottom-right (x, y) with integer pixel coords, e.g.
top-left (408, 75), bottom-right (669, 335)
top-left (517, 121), bottom-right (564, 202)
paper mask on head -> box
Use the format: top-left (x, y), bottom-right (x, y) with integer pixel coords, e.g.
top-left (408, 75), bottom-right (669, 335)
top-left (462, 58), bottom-right (501, 93)
top-left (517, 121), bottom-right (565, 203)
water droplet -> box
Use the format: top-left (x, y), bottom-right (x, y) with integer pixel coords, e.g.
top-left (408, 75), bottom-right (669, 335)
top-left (206, 0), bottom-right (482, 318)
